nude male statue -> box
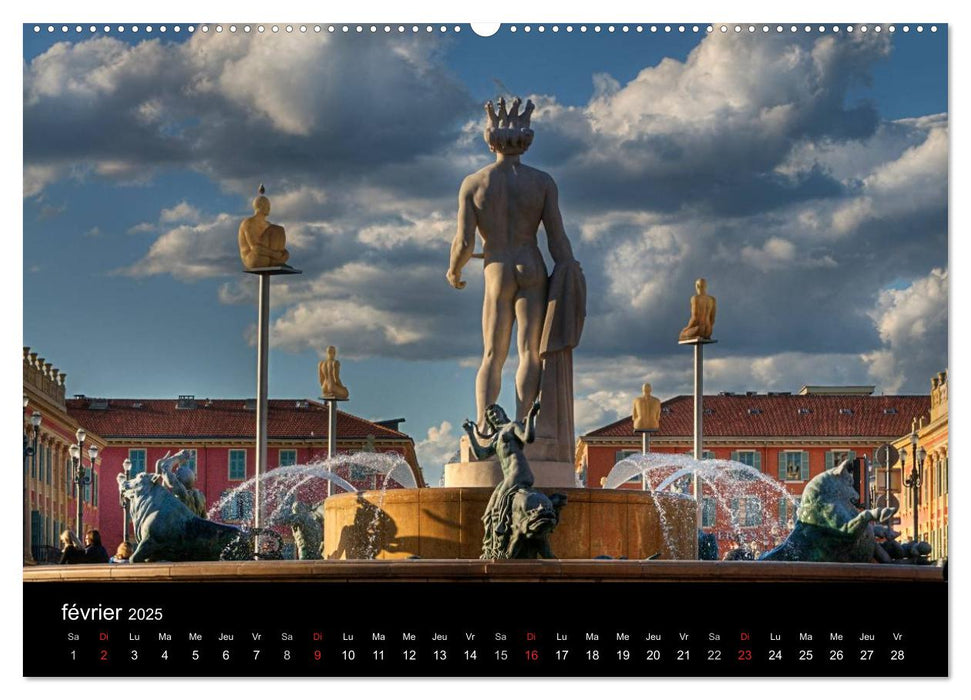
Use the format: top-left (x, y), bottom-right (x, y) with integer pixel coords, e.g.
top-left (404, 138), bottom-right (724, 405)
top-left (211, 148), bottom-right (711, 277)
top-left (447, 97), bottom-right (577, 432)
top-left (238, 186), bottom-right (290, 269)
top-left (632, 383), bottom-right (662, 432)
top-left (678, 278), bottom-right (717, 341)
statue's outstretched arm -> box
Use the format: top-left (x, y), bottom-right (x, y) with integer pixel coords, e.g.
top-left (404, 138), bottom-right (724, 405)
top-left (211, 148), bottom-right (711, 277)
top-left (541, 177), bottom-right (575, 265)
top-left (463, 419), bottom-right (495, 460)
top-left (447, 178), bottom-right (477, 289)
top-left (514, 400), bottom-right (540, 444)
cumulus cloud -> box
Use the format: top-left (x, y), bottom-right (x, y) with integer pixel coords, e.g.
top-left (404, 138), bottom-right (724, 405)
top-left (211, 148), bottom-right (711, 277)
top-left (117, 213), bottom-right (239, 280)
top-left (160, 201), bottom-right (203, 224)
top-left (414, 421), bottom-right (460, 485)
top-left (24, 32), bottom-right (475, 199)
top-left (864, 268), bottom-right (948, 392)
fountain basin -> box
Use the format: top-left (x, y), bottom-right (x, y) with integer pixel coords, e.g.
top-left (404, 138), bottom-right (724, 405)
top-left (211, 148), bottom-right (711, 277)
top-left (322, 487), bottom-right (697, 560)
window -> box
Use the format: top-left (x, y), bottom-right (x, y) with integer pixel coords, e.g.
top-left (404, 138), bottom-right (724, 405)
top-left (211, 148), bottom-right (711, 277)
top-left (46, 445), bottom-right (52, 484)
top-left (349, 463), bottom-right (371, 481)
top-left (731, 497), bottom-right (763, 527)
top-left (779, 497), bottom-right (800, 526)
top-left (779, 451), bottom-right (809, 481)
top-left (702, 497), bottom-right (717, 527)
top-left (825, 450), bottom-right (856, 470)
top-left (32, 443), bottom-right (40, 480)
top-left (128, 449), bottom-right (147, 476)
top-left (31, 511), bottom-right (42, 547)
top-left (279, 449), bottom-right (297, 467)
top-left (229, 450), bottom-right (247, 481)
top-left (614, 450), bottom-right (639, 463)
top-left (702, 450), bottom-right (716, 460)
top-left (732, 450), bottom-right (761, 472)
top-left (84, 476), bottom-right (91, 503)
top-left (220, 490), bottom-right (253, 522)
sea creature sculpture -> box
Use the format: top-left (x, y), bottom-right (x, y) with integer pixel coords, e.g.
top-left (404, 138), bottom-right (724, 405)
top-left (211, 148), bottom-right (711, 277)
top-left (761, 460), bottom-right (931, 564)
top-left (463, 401), bottom-right (567, 559)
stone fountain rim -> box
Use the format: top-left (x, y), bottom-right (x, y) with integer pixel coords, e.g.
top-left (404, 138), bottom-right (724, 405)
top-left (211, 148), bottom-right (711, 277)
top-left (23, 559), bottom-right (944, 584)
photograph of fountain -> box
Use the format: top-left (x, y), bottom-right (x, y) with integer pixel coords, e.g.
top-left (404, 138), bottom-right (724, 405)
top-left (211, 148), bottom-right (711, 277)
top-left (21, 19), bottom-right (949, 679)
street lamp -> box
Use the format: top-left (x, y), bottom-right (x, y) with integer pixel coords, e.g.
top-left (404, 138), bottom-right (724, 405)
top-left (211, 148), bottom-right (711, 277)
top-left (900, 431), bottom-right (927, 543)
top-left (71, 428), bottom-right (92, 536)
top-left (23, 407), bottom-right (41, 564)
top-left (121, 458), bottom-right (132, 543)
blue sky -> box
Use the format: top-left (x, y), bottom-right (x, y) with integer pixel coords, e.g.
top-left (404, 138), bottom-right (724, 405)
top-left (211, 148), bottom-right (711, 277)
top-left (22, 23), bottom-right (948, 484)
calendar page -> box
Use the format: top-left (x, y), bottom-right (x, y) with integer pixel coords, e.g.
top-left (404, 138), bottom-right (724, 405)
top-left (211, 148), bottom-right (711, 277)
top-left (22, 19), bottom-right (948, 679)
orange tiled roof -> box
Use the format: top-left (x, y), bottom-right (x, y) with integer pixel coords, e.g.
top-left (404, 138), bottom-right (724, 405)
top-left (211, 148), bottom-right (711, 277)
top-left (585, 394), bottom-right (930, 439)
top-left (65, 398), bottom-right (409, 441)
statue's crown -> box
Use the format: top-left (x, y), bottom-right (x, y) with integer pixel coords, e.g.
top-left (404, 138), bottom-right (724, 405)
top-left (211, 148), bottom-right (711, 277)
top-left (483, 97), bottom-right (535, 154)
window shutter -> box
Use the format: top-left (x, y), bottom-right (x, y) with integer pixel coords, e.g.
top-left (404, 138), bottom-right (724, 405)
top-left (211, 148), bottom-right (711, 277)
top-left (753, 451), bottom-right (762, 472)
top-left (848, 450), bottom-right (856, 463)
top-left (31, 511), bottom-right (42, 547)
top-left (825, 451), bottom-right (834, 471)
top-left (801, 451), bottom-right (811, 481)
top-left (778, 452), bottom-right (786, 480)
top-left (731, 451), bottom-right (739, 462)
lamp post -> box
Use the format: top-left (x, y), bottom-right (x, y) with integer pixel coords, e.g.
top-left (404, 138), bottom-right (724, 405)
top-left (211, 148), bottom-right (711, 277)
top-left (71, 428), bottom-right (93, 536)
top-left (121, 458), bottom-right (132, 543)
top-left (900, 430), bottom-right (927, 543)
top-left (23, 404), bottom-right (41, 564)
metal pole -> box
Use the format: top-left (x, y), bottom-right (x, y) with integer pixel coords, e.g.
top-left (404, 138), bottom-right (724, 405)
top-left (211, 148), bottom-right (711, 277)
top-left (26, 428), bottom-right (39, 563)
top-left (912, 475), bottom-right (918, 541)
top-left (327, 399), bottom-right (337, 497)
top-left (122, 465), bottom-right (131, 543)
top-left (885, 445), bottom-right (892, 512)
top-left (23, 435), bottom-right (30, 563)
top-left (75, 460), bottom-right (83, 538)
top-left (863, 456), bottom-right (871, 510)
top-left (255, 273), bottom-right (271, 530)
top-left (693, 342), bottom-right (704, 537)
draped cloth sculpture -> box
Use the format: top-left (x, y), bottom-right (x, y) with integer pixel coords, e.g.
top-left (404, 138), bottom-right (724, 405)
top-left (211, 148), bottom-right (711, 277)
top-left (535, 259), bottom-right (586, 463)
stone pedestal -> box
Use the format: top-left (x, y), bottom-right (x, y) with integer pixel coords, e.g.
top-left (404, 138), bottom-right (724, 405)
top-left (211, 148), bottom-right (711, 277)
top-left (442, 435), bottom-right (577, 488)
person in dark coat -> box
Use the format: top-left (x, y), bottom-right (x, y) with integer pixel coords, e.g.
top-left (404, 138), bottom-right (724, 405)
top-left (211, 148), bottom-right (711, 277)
top-left (58, 530), bottom-right (86, 565)
top-left (83, 529), bottom-right (110, 563)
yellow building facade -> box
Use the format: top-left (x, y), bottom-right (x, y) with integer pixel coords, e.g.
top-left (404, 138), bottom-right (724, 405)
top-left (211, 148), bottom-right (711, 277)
top-left (892, 370), bottom-right (948, 559)
top-left (23, 347), bottom-right (105, 563)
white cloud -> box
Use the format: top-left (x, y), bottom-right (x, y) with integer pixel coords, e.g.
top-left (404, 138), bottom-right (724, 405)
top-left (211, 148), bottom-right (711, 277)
top-left (864, 268), bottom-right (948, 392)
top-left (127, 222), bottom-right (156, 235)
top-left (160, 201), bottom-right (203, 224)
top-left (118, 213), bottom-right (238, 280)
top-left (357, 211), bottom-right (453, 250)
top-left (414, 421), bottom-right (460, 485)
